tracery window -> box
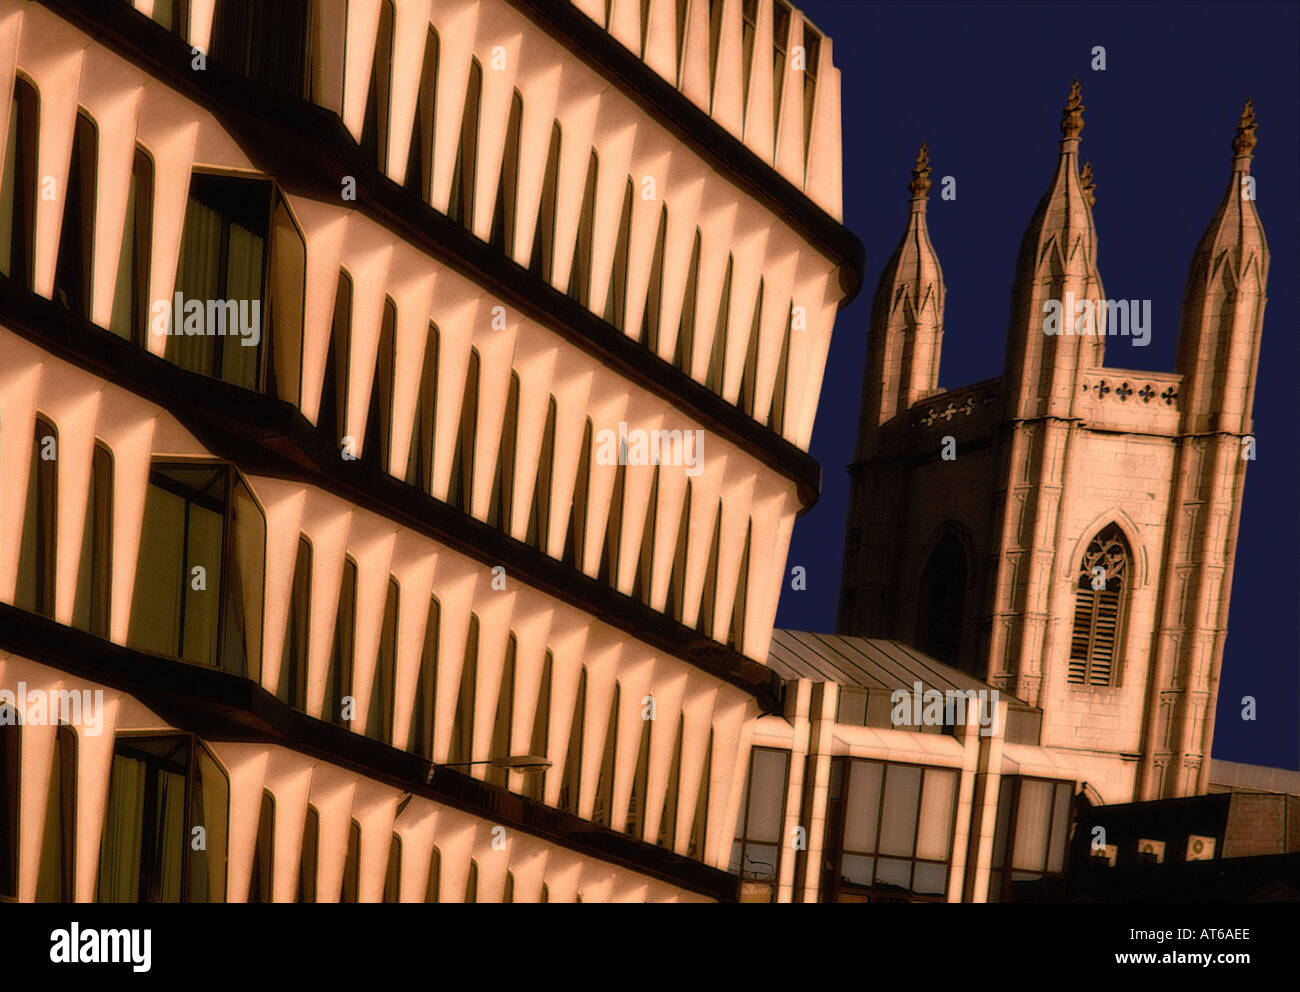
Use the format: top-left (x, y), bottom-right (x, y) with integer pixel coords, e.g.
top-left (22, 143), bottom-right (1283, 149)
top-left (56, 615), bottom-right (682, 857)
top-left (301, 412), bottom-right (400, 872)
top-left (1068, 524), bottom-right (1129, 687)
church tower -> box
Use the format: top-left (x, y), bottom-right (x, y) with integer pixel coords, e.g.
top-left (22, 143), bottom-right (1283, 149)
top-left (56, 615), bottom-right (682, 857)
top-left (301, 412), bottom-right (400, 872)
top-left (838, 85), bottom-right (1269, 803)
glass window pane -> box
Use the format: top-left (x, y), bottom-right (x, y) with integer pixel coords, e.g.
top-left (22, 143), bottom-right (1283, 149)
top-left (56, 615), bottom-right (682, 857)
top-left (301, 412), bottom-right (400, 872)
top-left (1047, 782), bottom-right (1072, 873)
top-left (182, 502), bottom-right (224, 666)
top-left (746, 749), bottom-right (788, 842)
top-left (225, 480), bottom-right (265, 680)
top-left (741, 843), bottom-right (779, 882)
top-left (991, 779), bottom-right (1013, 868)
top-left (190, 746), bottom-right (229, 902)
top-left (97, 753), bottom-right (147, 902)
top-left (916, 768), bottom-right (957, 861)
top-left (913, 861), bottom-right (948, 897)
top-left (842, 760), bottom-right (882, 852)
top-left (840, 853), bottom-right (873, 888)
top-left (874, 856), bottom-right (911, 892)
top-left (878, 764), bottom-right (922, 858)
top-left (129, 487), bottom-right (186, 657)
top-left (1012, 779), bottom-right (1053, 872)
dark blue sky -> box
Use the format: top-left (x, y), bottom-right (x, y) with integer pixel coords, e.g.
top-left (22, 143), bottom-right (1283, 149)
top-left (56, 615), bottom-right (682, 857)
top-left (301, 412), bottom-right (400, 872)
top-left (775, 1), bottom-right (1299, 771)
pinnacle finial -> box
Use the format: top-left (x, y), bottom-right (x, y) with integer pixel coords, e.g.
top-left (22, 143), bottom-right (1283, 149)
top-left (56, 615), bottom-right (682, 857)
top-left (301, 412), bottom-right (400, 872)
top-left (1061, 79), bottom-right (1085, 139)
top-left (1232, 98), bottom-right (1257, 158)
top-left (1080, 161), bottom-right (1096, 206)
top-left (909, 142), bottom-right (932, 199)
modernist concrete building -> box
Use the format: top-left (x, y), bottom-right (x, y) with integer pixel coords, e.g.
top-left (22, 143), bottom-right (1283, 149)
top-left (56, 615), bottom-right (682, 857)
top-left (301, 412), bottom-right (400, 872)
top-left (0, 0), bottom-right (866, 903)
top-left (838, 81), bottom-right (1270, 829)
top-left (0, 1), bottom-right (1271, 906)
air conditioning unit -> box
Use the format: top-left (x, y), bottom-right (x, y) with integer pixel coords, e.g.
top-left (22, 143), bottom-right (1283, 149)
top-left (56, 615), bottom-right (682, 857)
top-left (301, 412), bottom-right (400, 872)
top-left (1136, 839), bottom-right (1166, 864)
top-left (1185, 835), bottom-right (1217, 861)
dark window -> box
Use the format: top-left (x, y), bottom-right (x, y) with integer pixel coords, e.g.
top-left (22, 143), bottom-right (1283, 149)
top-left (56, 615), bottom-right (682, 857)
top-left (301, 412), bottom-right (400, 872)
top-left (35, 725), bottom-right (77, 902)
top-left (268, 194), bottom-right (307, 405)
top-left (464, 859), bottom-right (477, 903)
top-left (917, 530), bottom-right (967, 669)
top-left (772, 1), bottom-right (791, 133)
top-left (627, 713), bottom-right (653, 839)
top-left (410, 597), bottom-right (440, 760)
top-left (167, 173), bottom-right (272, 390)
top-left (406, 323), bottom-right (439, 491)
top-left (425, 845), bottom-right (440, 902)
top-left (448, 614), bottom-right (478, 765)
top-left (988, 777), bottom-right (1073, 902)
top-left (447, 59), bottom-right (481, 227)
top-left (366, 577), bottom-right (400, 742)
top-left (147, 0), bottom-right (186, 36)
top-left (491, 91), bottom-right (524, 253)
top-left (317, 269), bottom-right (352, 449)
top-left (0, 76), bottom-right (37, 285)
top-left (802, 27), bottom-right (821, 159)
top-left (0, 709), bottom-right (17, 898)
top-left (591, 684), bottom-right (620, 827)
top-left (558, 668), bottom-right (586, 814)
top-left (298, 805), bottom-right (319, 903)
top-left (446, 349), bottom-right (479, 511)
top-left (96, 736), bottom-right (228, 902)
top-left (359, 1), bottom-right (395, 170)
top-left (248, 790), bottom-right (274, 902)
top-left (525, 650), bottom-right (552, 802)
top-left (567, 152), bottom-right (599, 307)
top-left (211, 0), bottom-right (310, 97)
top-left (110, 148), bottom-right (154, 343)
top-left (53, 112), bottom-right (96, 318)
top-left (16, 417), bottom-right (57, 617)
top-left (687, 730), bottom-right (711, 860)
top-left (364, 298), bottom-right (397, 470)
top-left (341, 819), bottom-right (361, 902)
top-left (280, 536), bottom-right (311, 709)
top-left (324, 557), bottom-right (358, 728)
top-left (528, 124), bottom-right (562, 281)
top-left (741, 0), bottom-right (758, 104)
top-left (405, 29), bottom-right (440, 199)
top-left (526, 396), bottom-right (557, 550)
top-left (383, 834), bottom-right (401, 903)
top-left (657, 716), bottom-right (684, 849)
top-left (487, 634), bottom-right (516, 789)
top-left (73, 442), bottom-right (113, 638)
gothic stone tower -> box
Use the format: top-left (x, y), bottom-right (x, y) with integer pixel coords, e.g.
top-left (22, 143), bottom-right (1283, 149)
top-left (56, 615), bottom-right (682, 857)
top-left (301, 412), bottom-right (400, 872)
top-left (838, 85), bottom-right (1268, 804)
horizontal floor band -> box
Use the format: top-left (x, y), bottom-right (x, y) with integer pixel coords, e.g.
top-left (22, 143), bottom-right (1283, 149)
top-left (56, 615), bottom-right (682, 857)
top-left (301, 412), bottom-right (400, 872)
top-left (0, 276), bottom-right (786, 712)
top-left (0, 601), bottom-right (739, 902)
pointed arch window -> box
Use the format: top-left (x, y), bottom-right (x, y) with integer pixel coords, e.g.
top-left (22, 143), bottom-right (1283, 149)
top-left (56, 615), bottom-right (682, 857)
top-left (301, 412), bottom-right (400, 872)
top-left (917, 531), bottom-right (967, 670)
top-left (1068, 525), bottom-right (1129, 687)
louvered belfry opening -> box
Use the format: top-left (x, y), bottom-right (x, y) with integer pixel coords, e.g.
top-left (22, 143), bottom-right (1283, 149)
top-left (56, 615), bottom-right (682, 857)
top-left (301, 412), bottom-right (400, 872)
top-left (1068, 524), bottom-right (1129, 687)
